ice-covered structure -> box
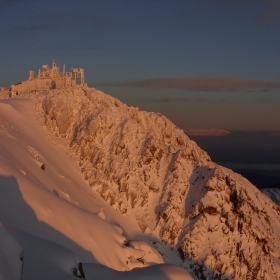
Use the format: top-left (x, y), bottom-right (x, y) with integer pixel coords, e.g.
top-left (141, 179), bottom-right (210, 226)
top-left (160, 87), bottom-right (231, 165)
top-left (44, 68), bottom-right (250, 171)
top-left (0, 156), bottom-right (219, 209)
top-left (11, 59), bottom-right (85, 96)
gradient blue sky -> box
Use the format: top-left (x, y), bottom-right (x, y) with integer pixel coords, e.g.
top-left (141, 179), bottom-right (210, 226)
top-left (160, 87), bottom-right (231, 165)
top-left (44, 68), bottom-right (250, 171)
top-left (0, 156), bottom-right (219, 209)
top-left (1, 0), bottom-right (280, 133)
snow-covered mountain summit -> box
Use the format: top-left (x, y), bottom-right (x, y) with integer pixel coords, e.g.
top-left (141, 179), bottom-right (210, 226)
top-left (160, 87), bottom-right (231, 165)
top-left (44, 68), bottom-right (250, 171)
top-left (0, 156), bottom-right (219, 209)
top-left (0, 88), bottom-right (192, 280)
top-left (34, 86), bottom-right (280, 279)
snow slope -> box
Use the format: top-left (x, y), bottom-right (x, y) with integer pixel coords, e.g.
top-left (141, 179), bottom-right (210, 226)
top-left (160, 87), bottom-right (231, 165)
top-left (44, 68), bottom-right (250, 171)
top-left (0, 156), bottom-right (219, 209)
top-left (34, 86), bottom-right (280, 280)
top-left (0, 94), bottom-right (192, 279)
top-left (0, 223), bottom-right (23, 280)
top-left (262, 188), bottom-right (280, 206)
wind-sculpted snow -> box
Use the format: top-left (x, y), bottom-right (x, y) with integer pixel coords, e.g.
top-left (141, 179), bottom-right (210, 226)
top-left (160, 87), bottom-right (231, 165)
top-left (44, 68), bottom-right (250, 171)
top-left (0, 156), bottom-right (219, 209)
top-left (38, 87), bottom-right (280, 279)
top-left (0, 96), bottom-right (169, 277)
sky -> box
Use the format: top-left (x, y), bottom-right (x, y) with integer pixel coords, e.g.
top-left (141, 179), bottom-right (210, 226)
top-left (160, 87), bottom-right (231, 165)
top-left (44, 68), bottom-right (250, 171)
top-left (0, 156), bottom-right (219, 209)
top-left (0, 0), bottom-right (280, 184)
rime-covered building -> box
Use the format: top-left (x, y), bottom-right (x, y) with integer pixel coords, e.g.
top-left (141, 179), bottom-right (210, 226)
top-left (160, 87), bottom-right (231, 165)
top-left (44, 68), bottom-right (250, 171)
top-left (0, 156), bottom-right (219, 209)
top-left (11, 59), bottom-right (85, 96)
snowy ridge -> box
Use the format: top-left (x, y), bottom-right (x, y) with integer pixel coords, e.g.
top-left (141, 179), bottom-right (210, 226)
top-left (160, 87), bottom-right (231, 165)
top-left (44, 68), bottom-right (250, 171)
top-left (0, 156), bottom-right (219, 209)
top-left (35, 86), bottom-right (280, 280)
top-left (0, 94), bottom-right (192, 279)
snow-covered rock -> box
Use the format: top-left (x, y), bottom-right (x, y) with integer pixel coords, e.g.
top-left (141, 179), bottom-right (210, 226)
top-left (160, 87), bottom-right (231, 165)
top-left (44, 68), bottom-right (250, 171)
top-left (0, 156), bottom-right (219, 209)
top-left (0, 111), bottom-right (148, 271)
top-left (34, 86), bottom-right (280, 280)
top-left (0, 94), bottom-right (173, 279)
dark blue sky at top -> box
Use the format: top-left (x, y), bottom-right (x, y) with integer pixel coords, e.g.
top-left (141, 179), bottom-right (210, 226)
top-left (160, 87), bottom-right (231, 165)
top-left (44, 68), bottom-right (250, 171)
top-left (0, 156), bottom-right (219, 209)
top-left (1, 0), bottom-right (280, 132)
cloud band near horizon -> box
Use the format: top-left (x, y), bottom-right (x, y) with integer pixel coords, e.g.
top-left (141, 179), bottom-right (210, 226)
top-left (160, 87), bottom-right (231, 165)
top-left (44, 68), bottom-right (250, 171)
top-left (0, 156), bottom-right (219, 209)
top-left (185, 129), bottom-right (231, 137)
top-left (99, 76), bottom-right (280, 92)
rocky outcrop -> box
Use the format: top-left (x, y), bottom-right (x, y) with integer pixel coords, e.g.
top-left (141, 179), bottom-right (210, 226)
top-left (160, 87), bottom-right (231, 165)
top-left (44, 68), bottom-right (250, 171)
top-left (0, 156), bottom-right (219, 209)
top-left (37, 87), bottom-right (280, 280)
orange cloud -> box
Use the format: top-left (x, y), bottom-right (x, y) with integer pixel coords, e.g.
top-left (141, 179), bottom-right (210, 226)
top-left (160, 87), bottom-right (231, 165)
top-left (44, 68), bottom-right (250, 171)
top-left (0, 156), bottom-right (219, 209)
top-left (185, 129), bottom-right (230, 137)
top-left (102, 76), bottom-right (280, 91)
